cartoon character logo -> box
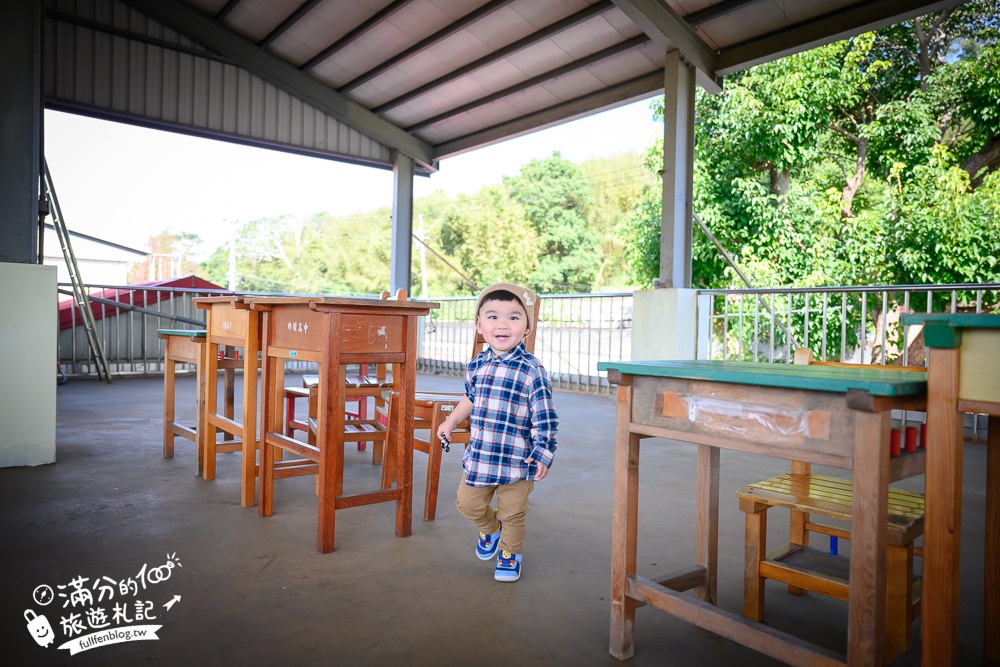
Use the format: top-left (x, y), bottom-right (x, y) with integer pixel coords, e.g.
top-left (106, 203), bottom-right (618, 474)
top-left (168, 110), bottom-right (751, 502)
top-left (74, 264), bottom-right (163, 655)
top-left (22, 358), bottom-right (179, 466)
top-left (24, 609), bottom-right (54, 648)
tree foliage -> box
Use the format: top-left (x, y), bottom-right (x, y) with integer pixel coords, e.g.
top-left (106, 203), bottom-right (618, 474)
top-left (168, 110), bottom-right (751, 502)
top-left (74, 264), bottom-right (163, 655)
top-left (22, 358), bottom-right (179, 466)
top-left (622, 0), bottom-right (1000, 294)
top-left (195, 152), bottom-right (650, 296)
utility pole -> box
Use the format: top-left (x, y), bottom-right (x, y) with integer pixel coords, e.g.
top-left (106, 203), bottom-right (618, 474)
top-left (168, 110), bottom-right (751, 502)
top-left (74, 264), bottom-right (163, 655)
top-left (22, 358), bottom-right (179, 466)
top-left (228, 220), bottom-right (237, 291)
top-left (418, 214), bottom-right (428, 298)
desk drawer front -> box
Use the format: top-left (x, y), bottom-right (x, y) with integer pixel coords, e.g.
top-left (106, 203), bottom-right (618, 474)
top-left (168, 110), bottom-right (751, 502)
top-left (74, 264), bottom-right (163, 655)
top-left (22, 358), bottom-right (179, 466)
top-left (339, 315), bottom-right (406, 354)
top-left (166, 336), bottom-right (202, 363)
top-left (632, 376), bottom-right (857, 460)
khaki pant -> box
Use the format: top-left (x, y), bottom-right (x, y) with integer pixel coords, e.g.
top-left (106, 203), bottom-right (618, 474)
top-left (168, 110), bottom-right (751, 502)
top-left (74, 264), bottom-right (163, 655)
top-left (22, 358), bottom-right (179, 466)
top-left (455, 473), bottom-right (534, 554)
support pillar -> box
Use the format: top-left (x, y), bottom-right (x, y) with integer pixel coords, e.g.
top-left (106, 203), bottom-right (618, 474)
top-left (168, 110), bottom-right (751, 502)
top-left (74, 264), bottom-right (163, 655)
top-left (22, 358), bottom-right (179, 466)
top-left (658, 49), bottom-right (695, 289)
top-left (0, 0), bottom-right (43, 264)
top-left (390, 151), bottom-right (415, 295)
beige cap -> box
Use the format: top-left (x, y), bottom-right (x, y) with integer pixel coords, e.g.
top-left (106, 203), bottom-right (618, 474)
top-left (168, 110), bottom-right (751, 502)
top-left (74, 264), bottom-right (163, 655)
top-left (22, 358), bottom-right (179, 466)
top-left (475, 282), bottom-right (537, 332)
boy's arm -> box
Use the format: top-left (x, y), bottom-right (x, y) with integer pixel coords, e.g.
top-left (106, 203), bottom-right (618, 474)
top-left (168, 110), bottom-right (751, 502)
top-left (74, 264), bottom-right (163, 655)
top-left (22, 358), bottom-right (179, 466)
top-left (437, 396), bottom-right (473, 444)
top-left (525, 368), bottom-right (558, 477)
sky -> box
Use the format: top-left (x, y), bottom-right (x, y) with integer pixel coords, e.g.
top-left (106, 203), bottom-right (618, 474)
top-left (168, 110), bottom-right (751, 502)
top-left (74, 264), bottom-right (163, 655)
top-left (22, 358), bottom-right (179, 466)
top-left (43, 99), bottom-right (662, 260)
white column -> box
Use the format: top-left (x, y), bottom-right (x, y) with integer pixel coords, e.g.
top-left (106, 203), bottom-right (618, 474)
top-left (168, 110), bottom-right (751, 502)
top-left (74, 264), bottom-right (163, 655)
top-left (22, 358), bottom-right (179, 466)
top-left (391, 152), bottom-right (415, 295)
top-left (659, 49), bottom-right (696, 289)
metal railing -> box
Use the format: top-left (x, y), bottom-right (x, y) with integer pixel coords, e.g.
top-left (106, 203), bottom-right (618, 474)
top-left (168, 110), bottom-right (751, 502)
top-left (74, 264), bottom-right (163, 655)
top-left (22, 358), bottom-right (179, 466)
top-left (57, 279), bottom-right (998, 429)
top-left (418, 293), bottom-right (633, 394)
top-left (697, 283), bottom-right (1000, 365)
top-left (58, 283), bottom-right (228, 376)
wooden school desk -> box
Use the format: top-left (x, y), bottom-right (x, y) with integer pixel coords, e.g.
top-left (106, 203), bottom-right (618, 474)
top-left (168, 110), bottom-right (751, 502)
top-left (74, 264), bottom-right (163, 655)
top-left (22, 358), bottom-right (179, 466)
top-left (901, 313), bottom-right (1000, 666)
top-left (597, 359), bottom-right (927, 667)
top-left (193, 295), bottom-right (262, 508)
top-left (246, 295), bottom-right (436, 554)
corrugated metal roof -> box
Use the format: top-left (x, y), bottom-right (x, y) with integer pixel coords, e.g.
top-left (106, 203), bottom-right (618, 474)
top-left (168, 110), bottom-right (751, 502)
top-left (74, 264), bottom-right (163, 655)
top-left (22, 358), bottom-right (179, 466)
top-left (42, 0), bottom-right (968, 173)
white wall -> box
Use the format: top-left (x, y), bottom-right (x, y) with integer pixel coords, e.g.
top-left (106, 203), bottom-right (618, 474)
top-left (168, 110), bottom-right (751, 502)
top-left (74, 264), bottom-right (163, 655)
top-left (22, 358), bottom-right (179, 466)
top-left (631, 288), bottom-right (699, 361)
top-left (0, 263), bottom-right (57, 466)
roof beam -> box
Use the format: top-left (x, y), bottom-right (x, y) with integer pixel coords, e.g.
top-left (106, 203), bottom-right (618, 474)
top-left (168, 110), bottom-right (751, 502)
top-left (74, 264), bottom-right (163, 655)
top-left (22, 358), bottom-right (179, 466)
top-left (683, 0), bottom-right (767, 26)
top-left (339, 0), bottom-right (517, 93)
top-left (406, 35), bottom-right (650, 133)
top-left (120, 0), bottom-right (437, 170)
top-left (433, 72), bottom-right (663, 160)
top-left (372, 0), bottom-right (615, 115)
top-left (259, 0), bottom-right (324, 49)
top-left (717, 0), bottom-right (967, 76)
top-left (300, 0), bottom-right (416, 72)
top-left (611, 0), bottom-right (722, 93)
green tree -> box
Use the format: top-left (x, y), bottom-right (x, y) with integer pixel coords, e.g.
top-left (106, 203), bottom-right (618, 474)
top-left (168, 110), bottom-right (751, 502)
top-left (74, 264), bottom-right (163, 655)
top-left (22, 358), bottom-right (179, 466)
top-left (505, 153), bottom-right (602, 292)
top-left (438, 185), bottom-right (541, 290)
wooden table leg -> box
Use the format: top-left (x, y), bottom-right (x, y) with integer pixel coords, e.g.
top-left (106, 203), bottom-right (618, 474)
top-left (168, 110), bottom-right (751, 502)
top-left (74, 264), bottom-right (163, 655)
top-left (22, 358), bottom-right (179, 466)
top-left (923, 347), bottom-right (964, 667)
top-left (610, 382), bottom-right (638, 660)
top-left (202, 338), bottom-right (220, 481)
top-left (696, 443), bottom-right (719, 605)
top-left (985, 414), bottom-right (1000, 662)
top-left (258, 320), bottom-right (276, 519)
top-left (394, 355), bottom-right (413, 538)
top-left (163, 354), bottom-right (175, 458)
top-left (240, 334), bottom-right (259, 508)
top-left (194, 339), bottom-right (207, 477)
top-left (846, 409), bottom-right (889, 667)
top-left (317, 357), bottom-right (344, 553)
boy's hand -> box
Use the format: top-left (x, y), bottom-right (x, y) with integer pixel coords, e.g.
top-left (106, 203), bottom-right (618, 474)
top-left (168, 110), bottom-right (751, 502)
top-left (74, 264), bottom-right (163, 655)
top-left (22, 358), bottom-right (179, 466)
top-left (527, 457), bottom-right (549, 481)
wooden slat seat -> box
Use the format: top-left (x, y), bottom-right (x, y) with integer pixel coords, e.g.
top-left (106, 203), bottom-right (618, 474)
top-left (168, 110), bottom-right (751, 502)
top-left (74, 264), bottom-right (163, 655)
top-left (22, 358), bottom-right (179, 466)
top-left (738, 473), bottom-right (924, 663)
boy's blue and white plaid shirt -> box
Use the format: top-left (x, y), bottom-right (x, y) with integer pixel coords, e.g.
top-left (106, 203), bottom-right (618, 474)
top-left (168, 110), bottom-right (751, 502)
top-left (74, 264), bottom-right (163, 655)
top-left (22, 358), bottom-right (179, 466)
top-left (462, 341), bottom-right (558, 486)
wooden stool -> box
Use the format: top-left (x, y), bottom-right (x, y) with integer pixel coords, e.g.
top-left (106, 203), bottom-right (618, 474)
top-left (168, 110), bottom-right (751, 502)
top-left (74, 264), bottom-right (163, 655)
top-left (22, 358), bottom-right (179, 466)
top-left (738, 473), bottom-right (924, 663)
top-left (381, 390), bottom-right (471, 520)
top-left (158, 329), bottom-right (208, 474)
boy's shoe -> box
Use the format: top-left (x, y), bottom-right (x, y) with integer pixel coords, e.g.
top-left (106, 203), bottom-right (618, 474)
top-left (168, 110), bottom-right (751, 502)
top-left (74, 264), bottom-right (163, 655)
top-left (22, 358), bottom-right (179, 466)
top-left (476, 520), bottom-right (502, 560)
top-left (494, 550), bottom-right (522, 582)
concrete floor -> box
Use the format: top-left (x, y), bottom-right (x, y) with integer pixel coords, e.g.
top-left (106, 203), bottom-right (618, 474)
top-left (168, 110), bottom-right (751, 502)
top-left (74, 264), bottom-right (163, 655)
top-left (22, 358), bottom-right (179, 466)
top-left (0, 373), bottom-right (991, 666)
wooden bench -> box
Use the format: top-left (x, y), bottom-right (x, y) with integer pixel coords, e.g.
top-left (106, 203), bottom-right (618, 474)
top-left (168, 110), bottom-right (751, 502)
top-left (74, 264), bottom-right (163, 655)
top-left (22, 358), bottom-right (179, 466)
top-left (738, 473), bottom-right (924, 663)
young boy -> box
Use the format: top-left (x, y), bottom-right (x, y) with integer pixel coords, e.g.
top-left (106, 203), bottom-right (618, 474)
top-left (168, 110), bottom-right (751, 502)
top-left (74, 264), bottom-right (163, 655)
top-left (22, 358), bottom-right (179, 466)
top-left (437, 282), bottom-right (558, 582)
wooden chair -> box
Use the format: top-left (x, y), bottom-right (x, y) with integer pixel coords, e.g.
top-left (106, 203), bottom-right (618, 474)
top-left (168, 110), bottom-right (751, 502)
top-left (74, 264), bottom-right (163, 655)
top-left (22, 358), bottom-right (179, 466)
top-left (737, 349), bottom-right (926, 663)
top-left (382, 296), bottom-right (541, 520)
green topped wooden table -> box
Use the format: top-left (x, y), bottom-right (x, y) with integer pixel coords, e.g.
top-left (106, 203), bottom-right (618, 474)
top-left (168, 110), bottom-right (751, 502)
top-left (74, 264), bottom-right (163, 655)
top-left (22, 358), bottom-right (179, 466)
top-left (597, 359), bottom-right (927, 667)
top-left (157, 329), bottom-right (208, 474)
top-left (901, 313), bottom-right (1000, 666)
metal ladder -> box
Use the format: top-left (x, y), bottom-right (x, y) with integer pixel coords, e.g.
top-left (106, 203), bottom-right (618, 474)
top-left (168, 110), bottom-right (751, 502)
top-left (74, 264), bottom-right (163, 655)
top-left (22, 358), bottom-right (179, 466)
top-left (43, 159), bottom-right (112, 383)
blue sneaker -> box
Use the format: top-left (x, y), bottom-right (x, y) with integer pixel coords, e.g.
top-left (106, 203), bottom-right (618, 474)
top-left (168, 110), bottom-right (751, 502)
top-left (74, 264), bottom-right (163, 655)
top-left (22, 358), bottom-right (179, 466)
top-left (494, 550), bottom-right (521, 582)
top-left (476, 520), bottom-right (502, 560)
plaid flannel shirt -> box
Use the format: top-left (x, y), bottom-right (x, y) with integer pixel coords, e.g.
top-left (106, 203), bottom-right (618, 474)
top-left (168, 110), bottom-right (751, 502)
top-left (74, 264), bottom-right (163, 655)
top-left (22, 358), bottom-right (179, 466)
top-left (462, 341), bottom-right (559, 486)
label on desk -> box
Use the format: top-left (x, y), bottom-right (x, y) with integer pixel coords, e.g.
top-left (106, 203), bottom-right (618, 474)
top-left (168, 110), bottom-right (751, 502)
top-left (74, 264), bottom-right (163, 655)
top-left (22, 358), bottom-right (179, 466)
top-left (210, 302), bottom-right (247, 339)
top-left (270, 307), bottom-right (326, 350)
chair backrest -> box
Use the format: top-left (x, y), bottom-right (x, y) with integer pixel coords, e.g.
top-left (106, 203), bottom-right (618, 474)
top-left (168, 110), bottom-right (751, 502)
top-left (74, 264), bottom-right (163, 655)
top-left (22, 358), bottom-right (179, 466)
top-left (468, 294), bottom-right (542, 360)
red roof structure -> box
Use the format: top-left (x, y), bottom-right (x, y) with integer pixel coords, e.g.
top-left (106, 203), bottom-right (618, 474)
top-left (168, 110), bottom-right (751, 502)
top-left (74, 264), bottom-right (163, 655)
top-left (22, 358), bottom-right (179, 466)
top-left (58, 275), bottom-right (226, 331)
